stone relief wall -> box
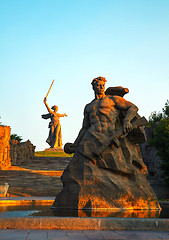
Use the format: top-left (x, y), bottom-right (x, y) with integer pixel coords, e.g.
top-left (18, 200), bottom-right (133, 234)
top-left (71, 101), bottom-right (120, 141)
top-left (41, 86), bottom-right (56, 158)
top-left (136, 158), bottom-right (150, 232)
top-left (10, 139), bottom-right (36, 165)
top-left (0, 126), bottom-right (11, 170)
top-left (140, 127), bottom-right (169, 199)
top-left (0, 125), bottom-right (36, 168)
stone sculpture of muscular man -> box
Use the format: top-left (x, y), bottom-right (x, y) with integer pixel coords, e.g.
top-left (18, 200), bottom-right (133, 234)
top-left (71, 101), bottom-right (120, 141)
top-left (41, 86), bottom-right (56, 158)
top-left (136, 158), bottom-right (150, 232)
top-left (52, 76), bottom-right (160, 213)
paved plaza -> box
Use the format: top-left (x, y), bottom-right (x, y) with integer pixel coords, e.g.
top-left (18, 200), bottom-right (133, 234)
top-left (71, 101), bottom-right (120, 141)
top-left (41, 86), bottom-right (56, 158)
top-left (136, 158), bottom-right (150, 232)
top-left (0, 229), bottom-right (169, 240)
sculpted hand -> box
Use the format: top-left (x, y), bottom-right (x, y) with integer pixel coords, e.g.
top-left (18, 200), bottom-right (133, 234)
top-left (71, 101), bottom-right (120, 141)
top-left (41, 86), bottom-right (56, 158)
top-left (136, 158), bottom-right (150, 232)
top-left (64, 143), bottom-right (77, 154)
top-left (123, 120), bottom-right (133, 135)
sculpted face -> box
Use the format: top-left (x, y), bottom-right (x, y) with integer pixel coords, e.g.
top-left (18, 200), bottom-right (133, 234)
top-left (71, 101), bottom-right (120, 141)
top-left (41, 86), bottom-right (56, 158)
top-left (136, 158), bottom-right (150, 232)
top-left (52, 105), bottom-right (58, 112)
top-left (54, 106), bottom-right (58, 112)
top-left (93, 81), bottom-right (105, 95)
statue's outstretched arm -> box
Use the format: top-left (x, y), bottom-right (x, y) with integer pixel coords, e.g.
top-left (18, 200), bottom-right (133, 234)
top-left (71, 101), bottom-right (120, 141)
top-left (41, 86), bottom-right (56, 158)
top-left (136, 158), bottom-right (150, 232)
top-left (58, 113), bottom-right (68, 117)
top-left (44, 97), bottom-right (52, 114)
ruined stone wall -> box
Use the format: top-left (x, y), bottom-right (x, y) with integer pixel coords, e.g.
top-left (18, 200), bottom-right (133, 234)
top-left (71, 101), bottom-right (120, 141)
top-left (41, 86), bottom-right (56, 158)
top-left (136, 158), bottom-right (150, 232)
top-left (140, 127), bottom-right (169, 199)
top-left (0, 126), bottom-right (11, 170)
top-left (10, 140), bottom-right (36, 165)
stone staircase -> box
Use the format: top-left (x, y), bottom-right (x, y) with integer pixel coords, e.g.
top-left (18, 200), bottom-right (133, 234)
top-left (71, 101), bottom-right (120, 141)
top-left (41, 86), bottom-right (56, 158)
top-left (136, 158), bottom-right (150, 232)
top-left (0, 157), bottom-right (71, 197)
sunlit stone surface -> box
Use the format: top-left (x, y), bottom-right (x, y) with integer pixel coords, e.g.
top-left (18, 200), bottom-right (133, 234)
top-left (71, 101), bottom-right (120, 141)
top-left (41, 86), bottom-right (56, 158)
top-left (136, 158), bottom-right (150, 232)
top-left (52, 77), bottom-right (161, 212)
top-left (0, 126), bottom-right (11, 170)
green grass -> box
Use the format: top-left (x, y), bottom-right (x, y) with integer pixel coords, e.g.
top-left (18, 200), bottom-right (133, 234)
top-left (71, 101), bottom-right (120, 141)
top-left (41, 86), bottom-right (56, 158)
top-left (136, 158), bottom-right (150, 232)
top-left (158, 198), bottom-right (169, 201)
top-left (35, 151), bottom-right (73, 158)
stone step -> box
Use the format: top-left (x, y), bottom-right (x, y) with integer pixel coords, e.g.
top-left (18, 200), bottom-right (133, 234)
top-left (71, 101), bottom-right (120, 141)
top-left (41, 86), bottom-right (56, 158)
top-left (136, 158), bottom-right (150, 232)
top-left (0, 157), bottom-right (71, 197)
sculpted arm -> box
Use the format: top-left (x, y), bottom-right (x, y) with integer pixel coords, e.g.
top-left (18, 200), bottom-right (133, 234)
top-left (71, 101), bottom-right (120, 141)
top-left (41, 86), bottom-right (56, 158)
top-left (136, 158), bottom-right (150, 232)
top-left (44, 97), bottom-right (53, 114)
top-left (64, 105), bottom-right (90, 153)
top-left (113, 96), bottom-right (138, 134)
top-left (58, 113), bottom-right (68, 117)
top-left (74, 111), bottom-right (90, 146)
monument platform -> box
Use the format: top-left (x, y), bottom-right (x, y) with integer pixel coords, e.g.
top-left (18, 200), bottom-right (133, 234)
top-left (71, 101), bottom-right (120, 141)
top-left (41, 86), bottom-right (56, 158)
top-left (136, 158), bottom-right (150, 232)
top-left (44, 147), bottom-right (64, 152)
top-left (0, 199), bottom-right (169, 231)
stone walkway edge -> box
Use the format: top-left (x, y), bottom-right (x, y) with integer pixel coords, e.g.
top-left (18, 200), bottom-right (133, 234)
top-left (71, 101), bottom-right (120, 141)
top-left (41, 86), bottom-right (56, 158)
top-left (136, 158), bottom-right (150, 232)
top-left (0, 216), bottom-right (169, 231)
top-left (0, 197), bottom-right (169, 231)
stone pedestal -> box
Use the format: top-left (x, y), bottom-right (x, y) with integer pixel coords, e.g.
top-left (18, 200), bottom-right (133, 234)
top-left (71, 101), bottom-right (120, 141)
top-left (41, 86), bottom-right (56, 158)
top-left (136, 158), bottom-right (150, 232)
top-left (45, 147), bottom-right (64, 152)
top-left (52, 148), bottom-right (161, 213)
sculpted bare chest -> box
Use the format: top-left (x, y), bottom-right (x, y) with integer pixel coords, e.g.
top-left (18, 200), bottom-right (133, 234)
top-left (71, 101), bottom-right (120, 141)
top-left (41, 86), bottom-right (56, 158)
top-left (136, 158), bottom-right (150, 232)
top-left (86, 97), bottom-right (117, 122)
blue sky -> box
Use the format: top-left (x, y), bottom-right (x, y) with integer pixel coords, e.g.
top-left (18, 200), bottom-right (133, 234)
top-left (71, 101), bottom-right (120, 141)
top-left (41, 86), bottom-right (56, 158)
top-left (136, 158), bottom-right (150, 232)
top-left (0, 0), bottom-right (169, 151)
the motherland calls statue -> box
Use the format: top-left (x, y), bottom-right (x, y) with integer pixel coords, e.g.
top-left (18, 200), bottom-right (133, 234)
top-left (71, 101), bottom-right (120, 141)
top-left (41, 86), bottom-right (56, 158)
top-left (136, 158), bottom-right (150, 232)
top-left (52, 76), bottom-right (161, 215)
top-left (41, 80), bottom-right (67, 149)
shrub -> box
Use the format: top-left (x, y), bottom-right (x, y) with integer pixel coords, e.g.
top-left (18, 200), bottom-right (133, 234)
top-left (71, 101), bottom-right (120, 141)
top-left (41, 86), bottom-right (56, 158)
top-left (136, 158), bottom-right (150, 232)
top-left (148, 100), bottom-right (169, 184)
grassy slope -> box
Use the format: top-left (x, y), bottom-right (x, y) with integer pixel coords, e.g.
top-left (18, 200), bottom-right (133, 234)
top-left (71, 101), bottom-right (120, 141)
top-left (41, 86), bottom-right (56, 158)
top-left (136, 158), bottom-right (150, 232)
top-left (35, 151), bottom-right (73, 158)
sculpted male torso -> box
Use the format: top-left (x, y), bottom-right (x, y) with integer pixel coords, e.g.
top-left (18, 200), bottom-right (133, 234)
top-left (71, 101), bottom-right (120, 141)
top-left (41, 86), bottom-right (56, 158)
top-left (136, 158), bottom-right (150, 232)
top-left (85, 97), bottom-right (117, 135)
top-left (85, 95), bottom-right (134, 136)
top-left (66, 77), bottom-right (138, 152)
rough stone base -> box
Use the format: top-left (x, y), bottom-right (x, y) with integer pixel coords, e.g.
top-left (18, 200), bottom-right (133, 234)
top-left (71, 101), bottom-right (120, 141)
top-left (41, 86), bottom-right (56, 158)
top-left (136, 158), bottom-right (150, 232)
top-left (52, 153), bottom-right (161, 213)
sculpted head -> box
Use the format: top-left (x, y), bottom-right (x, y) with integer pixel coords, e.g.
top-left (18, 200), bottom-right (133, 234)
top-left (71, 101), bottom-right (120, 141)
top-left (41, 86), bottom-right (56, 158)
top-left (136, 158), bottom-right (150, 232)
top-left (91, 76), bottom-right (106, 95)
top-left (51, 105), bottom-right (58, 112)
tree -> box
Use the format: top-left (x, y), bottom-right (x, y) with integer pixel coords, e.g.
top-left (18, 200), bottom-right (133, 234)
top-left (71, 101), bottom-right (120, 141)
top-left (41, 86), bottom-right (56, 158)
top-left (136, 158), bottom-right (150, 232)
top-left (148, 100), bottom-right (169, 184)
top-left (10, 134), bottom-right (23, 143)
top-left (0, 116), bottom-right (3, 125)
top-left (0, 116), bottom-right (23, 142)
